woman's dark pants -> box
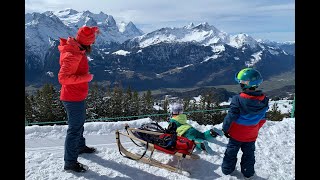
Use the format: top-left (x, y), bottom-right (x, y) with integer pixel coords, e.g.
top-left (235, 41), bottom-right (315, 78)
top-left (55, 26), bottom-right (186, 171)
top-left (62, 101), bottom-right (86, 166)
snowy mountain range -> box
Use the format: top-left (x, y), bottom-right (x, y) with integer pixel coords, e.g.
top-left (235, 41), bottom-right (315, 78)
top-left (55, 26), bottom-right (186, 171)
top-left (25, 8), bottom-right (143, 65)
top-left (257, 39), bottom-right (295, 55)
top-left (130, 22), bottom-right (260, 49)
top-left (25, 9), bottom-right (295, 91)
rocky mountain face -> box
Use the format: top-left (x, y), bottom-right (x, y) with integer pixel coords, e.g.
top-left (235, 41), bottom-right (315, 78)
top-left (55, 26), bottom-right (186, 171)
top-left (25, 9), bottom-right (295, 92)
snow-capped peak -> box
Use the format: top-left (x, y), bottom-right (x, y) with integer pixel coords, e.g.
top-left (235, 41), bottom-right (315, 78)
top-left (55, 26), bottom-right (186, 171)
top-left (194, 22), bottom-right (210, 28)
top-left (228, 33), bottom-right (258, 49)
top-left (55, 8), bottom-right (79, 17)
top-left (185, 22), bottom-right (195, 29)
top-left (118, 21), bottom-right (143, 37)
top-left (133, 22), bottom-right (230, 48)
top-left (126, 21), bottom-right (137, 29)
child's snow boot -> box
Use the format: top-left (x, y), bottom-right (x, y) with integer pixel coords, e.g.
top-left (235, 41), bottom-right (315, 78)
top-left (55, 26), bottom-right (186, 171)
top-left (194, 139), bottom-right (214, 154)
top-left (204, 129), bottom-right (218, 141)
top-left (194, 138), bottom-right (204, 151)
top-left (202, 141), bottom-right (214, 155)
top-left (243, 173), bottom-right (256, 180)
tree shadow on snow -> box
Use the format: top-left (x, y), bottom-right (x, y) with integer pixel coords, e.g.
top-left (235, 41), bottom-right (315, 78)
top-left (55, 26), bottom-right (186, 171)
top-left (81, 153), bottom-right (168, 180)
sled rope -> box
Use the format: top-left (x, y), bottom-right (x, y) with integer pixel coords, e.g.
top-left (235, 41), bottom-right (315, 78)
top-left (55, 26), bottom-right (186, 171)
top-left (120, 126), bottom-right (149, 160)
top-left (125, 125), bottom-right (144, 147)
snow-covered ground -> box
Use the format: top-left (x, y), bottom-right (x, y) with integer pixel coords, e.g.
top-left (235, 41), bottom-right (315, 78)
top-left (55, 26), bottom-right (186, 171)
top-left (25, 100), bottom-right (295, 180)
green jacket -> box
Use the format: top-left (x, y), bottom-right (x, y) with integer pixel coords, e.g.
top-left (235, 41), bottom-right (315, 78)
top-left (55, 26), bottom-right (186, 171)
top-left (169, 114), bottom-right (192, 136)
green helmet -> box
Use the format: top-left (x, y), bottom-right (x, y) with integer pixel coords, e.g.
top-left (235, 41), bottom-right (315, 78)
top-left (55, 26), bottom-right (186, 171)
top-left (234, 68), bottom-right (263, 89)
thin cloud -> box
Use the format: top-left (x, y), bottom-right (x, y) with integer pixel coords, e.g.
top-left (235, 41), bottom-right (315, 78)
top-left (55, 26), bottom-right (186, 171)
top-left (255, 3), bottom-right (295, 12)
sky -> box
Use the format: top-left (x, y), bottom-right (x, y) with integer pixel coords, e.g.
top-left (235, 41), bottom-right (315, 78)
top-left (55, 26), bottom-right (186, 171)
top-left (25, 0), bottom-right (295, 42)
top-left (25, 100), bottom-right (295, 180)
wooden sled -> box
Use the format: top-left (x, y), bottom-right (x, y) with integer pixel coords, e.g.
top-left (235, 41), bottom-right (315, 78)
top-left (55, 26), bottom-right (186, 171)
top-left (115, 123), bottom-right (200, 176)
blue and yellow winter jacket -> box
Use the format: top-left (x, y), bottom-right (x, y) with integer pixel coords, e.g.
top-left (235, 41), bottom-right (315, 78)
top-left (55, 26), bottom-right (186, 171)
top-left (222, 90), bottom-right (269, 142)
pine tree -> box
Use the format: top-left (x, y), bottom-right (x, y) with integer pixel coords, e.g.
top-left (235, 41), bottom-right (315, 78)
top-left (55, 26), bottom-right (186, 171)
top-left (25, 92), bottom-right (33, 124)
top-left (163, 96), bottom-right (169, 114)
top-left (87, 82), bottom-right (103, 120)
top-left (143, 90), bottom-right (153, 115)
top-left (206, 102), bottom-right (226, 125)
top-left (267, 103), bottom-right (285, 121)
top-left (36, 84), bottom-right (57, 123)
top-left (29, 94), bottom-right (40, 123)
top-left (123, 86), bottom-right (133, 117)
top-left (52, 87), bottom-right (66, 123)
top-left (183, 97), bottom-right (191, 112)
top-left (132, 91), bottom-right (140, 116)
top-left (202, 92), bottom-right (213, 125)
top-left (199, 94), bottom-right (206, 110)
top-left (205, 92), bottom-right (213, 110)
top-left (194, 94), bottom-right (206, 124)
top-left (187, 99), bottom-right (197, 122)
top-left (99, 85), bottom-right (112, 118)
top-left (111, 86), bottom-right (124, 118)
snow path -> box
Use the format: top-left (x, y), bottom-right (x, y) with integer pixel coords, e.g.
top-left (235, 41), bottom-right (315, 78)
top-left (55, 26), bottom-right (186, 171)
top-left (25, 134), bottom-right (131, 151)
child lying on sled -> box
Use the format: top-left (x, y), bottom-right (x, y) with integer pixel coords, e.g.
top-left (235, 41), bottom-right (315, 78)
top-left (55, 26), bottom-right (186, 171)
top-left (168, 102), bottom-right (220, 154)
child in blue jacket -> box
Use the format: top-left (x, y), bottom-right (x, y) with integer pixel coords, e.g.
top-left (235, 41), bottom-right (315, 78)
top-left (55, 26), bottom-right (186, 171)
top-left (221, 68), bottom-right (269, 179)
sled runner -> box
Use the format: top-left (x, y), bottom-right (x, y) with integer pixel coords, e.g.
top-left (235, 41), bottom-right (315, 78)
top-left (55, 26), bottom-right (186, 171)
top-left (115, 123), bottom-right (200, 176)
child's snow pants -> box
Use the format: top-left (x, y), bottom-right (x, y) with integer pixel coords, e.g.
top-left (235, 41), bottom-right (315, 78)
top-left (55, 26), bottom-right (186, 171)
top-left (221, 138), bottom-right (256, 178)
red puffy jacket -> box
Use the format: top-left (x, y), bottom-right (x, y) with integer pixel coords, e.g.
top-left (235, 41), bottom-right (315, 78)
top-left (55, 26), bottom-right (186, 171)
top-left (58, 37), bottom-right (92, 101)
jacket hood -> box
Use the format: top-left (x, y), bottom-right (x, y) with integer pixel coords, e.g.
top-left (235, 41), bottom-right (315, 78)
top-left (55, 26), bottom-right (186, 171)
top-left (172, 114), bottom-right (188, 124)
top-left (242, 90), bottom-right (264, 96)
top-left (58, 37), bottom-right (85, 54)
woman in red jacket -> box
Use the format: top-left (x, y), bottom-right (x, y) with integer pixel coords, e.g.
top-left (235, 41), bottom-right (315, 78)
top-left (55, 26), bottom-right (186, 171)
top-left (58, 26), bottom-right (99, 173)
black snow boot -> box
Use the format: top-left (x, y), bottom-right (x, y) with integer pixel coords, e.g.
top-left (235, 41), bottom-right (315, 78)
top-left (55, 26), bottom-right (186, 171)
top-left (64, 162), bottom-right (88, 172)
top-left (210, 129), bottom-right (219, 137)
top-left (79, 146), bottom-right (96, 154)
